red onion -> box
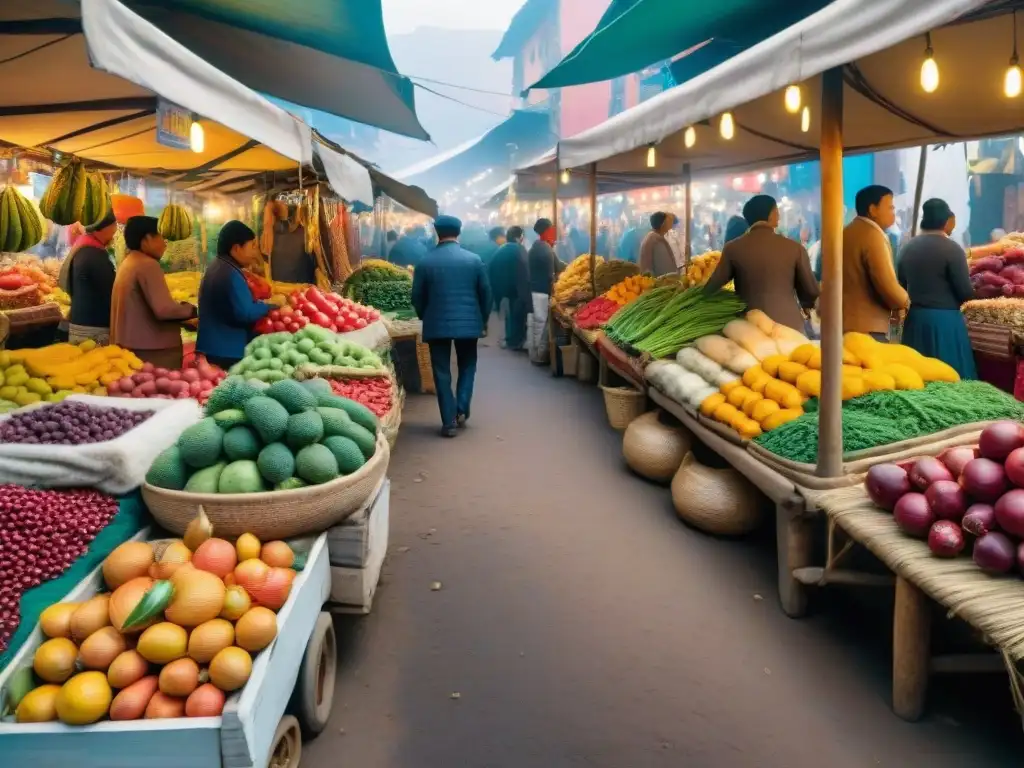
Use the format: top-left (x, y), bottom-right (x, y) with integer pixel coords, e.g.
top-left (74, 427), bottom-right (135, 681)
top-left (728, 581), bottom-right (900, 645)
top-left (959, 458), bottom-right (1008, 503)
top-left (994, 488), bottom-right (1024, 539)
top-left (865, 463), bottom-right (911, 511)
top-left (894, 493), bottom-right (936, 538)
top-left (962, 503), bottom-right (997, 537)
top-left (924, 480), bottom-right (968, 521)
top-left (1005, 447), bottom-right (1024, 488)
top-left (973, 531), bottom-right (1017, 574)
top-left (0, 402), bottom-right (153, 445)
top-left (909, 457), bottom-right (953, 491)
top-left (979, 420), bottom-right (1024, 462)
top-left (936, 446), bottom-right (978, 479)
top-left (928, 520), bottom-right (966, 558)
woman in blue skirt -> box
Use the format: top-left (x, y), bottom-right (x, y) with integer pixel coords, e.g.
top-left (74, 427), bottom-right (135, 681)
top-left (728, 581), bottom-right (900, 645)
top-left (896, 198), bottom-right (977, 379)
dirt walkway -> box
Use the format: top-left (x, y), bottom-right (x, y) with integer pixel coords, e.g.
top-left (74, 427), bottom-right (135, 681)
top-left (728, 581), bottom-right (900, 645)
top-left (305, 341), bottom-right (1018, 768)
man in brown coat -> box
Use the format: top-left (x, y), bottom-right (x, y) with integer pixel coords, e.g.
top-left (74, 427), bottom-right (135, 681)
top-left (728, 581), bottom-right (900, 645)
top-left (111, 216), bottom-right (196, 369)
top-left (704, 195), bottom-right (819, 332)
top-left (841, 185), bottom-right (909, 340)
top-left (638, 212), bottom-right (678, 276)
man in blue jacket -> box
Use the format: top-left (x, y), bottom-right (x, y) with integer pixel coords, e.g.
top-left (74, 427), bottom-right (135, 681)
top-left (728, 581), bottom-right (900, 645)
top-left (412, 215), bottom-right (492, 437)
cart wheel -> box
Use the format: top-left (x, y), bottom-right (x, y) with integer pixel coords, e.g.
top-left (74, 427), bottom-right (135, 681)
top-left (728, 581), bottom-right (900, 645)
top-left (294, 611), bottom-right (337, 737)
top-left (269, 715), bottom-right (302, 768)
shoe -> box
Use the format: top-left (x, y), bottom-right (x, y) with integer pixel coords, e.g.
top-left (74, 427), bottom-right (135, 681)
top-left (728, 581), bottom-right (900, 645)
top-left (441, 426), bottom-right (457, 438)
top-left (456, 413), bottom-right (468, 428)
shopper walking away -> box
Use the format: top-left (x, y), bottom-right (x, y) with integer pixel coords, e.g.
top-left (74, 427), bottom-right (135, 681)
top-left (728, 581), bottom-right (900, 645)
top-left (390, 226), bottom-right (429, 269)
top-left (841, 185), bottom-right (909, 340)
top-left (723, 215), bottom-right (749, 245)
top-left (896, 199), bottom-right (977, 378)
top-left (705, 195), bottom-right (819, 332)
top-left (196, 221), bottom-right (275, 370)
top-left (638, 212), bottom-right (678, 276)
top-left (527, 218), bottom-right (563, 364)
top-left (60, 211), bottom-right (117, 345)
top-left (489, 226), bottom-right (530, 351)
top-left (110, 216), bottom-right (196, 369)
top-left (412, 215), bottom-right (492, 438)
top-left (481, 227), bottom-right (506, 267)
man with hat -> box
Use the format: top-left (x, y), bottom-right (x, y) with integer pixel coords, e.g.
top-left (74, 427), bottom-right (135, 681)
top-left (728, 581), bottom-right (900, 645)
top-left (412, 215), bottom-right (492, 437)
top-left (59, 210), bottom-right (118, 344)
top-left (526, 217), bottom-right (564, 364)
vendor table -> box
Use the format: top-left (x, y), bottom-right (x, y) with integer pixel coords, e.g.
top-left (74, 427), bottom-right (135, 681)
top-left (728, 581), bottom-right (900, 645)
top-left (816, 485), bottom-right (1024, 721)
top-left (595, 334), bottom-right (647, 392)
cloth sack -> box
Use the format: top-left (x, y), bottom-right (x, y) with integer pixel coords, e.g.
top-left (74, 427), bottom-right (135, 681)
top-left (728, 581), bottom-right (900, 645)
top-left (0, 395), bottom-right (202, 494)
top-left (337, 318), bottom-right (391, 353)
top-left (527, 292), bottom-right (550, 364)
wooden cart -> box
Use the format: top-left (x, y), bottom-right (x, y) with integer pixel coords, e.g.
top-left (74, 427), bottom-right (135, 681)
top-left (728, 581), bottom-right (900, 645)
top-left (0, 531), bottom-right (336, 768)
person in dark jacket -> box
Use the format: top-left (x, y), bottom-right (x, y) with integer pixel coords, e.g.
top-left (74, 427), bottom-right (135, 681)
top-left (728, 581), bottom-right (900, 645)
top-left (488, 225), bottom-right (530, 351)
top-left (724, 215), bottom-right (749, 245)
top-left (412, 215), bottom-right (492, 437)
top-left (61, 211), bottom-right (118, 344)
top-left (196, 221), bottom-right (274, 370)
top-left (389, 226), bottom-right (428, 268)
top-left (526, 218), bottom-right (564, 364)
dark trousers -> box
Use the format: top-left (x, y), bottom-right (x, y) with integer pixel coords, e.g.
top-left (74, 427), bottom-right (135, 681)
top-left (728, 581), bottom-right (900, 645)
top-left (428, 338), bottom-right (478, 428)
top-left (203, 354), bottom-right (241, 370)
top-left (506, 301), bottom-right (527, 350)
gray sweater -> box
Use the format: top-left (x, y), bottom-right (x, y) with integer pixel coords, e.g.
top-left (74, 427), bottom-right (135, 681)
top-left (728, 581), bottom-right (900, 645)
top-left (896, 233), bottom-right (974, 310)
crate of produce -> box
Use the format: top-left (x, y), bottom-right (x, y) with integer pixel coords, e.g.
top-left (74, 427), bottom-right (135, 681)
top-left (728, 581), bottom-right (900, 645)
top-left (0, 526), bottom-right (334, 768)
top-left (328, 479), bottom-right (390, 614)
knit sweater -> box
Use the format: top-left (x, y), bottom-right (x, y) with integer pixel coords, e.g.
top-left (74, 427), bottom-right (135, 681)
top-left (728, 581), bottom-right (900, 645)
top-left (841, 217), bottom-right (909, 335)
top-left (110, 251), bottom-right (194, 350)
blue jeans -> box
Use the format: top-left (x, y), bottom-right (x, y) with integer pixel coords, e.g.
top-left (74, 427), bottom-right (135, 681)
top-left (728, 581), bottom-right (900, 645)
top-left (506, 300), bottom-right (527, 350)
top-left (428, 339), bottom-right (478, 428)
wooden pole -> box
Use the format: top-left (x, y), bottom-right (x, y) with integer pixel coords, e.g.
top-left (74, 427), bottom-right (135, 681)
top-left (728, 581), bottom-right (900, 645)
top-left (892, 576), bottom-right (930, 720)
top-left (553, 148), bottom-right (560, 240)
top-left (816, 67), bottom-right (845, 478)
top-left (910, 145), bottom-right (929, 237)
top-left (683, 163), bottom-right (693, 266)
top-left (589, 162), bottom-right (598, 296)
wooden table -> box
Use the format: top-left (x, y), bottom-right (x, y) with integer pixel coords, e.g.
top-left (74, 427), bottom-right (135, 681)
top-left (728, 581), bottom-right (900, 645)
top-left (595, 334), bottom-right (647, 392)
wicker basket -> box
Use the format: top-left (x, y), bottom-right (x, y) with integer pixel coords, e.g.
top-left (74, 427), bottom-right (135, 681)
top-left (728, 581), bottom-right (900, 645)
top-left (600, 385), bottom-right (647, 430)
top-left (0, 312), bottom-right (8, 349)
top-left (670, 452), bottom-right (762, 535)
top-left (622, 410), bottom-right (691, 483)
top-left (415, 338), bottom-right (436, 394)
top-left (142, 433), bottom-right (390, 539)
top-left (381, 383), bottom-right (404, 449)
top-left (559, 344), bottom-right (578, 377)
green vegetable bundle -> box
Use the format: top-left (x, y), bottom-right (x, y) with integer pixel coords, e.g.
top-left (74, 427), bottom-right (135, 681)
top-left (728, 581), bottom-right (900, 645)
top-left (756, 381), bottom-right (1024, 463)
top-left (343, 259), bottom-right (412, 303)
top-left (361, 280), bottom-right (413, 312)
top-left (604, 286), bottom-right (744, 359)
top-left (147, 377), bottom-right (381, 493)
top-left (230, 325), bottom-right (384, 382)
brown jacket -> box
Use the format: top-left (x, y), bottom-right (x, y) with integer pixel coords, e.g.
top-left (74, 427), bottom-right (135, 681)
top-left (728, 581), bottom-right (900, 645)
top-left (110, 251), bottom-right (193, 350)
top-left (705, 224), bottom-right (819, 331)
top-left (841, 217), bottom-right (909, 335)
top-left (638, 231), bottom-right (677, 276)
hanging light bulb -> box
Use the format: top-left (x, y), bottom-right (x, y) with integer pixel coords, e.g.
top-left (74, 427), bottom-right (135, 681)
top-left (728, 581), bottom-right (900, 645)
top-left (560, 169), bottom-right (570, 185)
top-left (1006, 12), bottom-right (1021, 98)
top-left (189, 120), bottom-right (205, 153)
top-left (684, 126), bottom-right (696, 148)
top-left (784, 85), bottom-right (802, 114)
top-left (719, 112), bottom-right (735, 140)
top-left (800, 105), bottom-right (811, 133)
top-left (646, 145), bottom-right (657, 168)
top-left (920, 33), bottom-right (939, 93)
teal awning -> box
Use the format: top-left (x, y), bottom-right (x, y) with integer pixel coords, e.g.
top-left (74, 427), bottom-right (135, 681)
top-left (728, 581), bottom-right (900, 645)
top-left (123, 0), bottom-right (428, 140)
top-left (527, 0), bottom-right (831, 92)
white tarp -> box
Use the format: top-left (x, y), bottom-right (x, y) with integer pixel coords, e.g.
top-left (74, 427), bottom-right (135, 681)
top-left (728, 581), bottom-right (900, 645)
top-left (82, 0), bottom-right (312, 165)
top-left (558, 0), bottom-right (995, 172)
top-left (314, 143), bottom-right (374, 207)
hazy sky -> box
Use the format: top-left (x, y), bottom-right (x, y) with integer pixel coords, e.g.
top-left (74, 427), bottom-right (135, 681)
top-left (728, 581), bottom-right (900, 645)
top-left (383, 0), bottom-right (525, 35)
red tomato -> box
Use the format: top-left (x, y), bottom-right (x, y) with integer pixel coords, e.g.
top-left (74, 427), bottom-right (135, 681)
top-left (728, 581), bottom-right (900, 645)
top-left (253, 317), bottom-right (274, 335)
top-left (311, 312), bottom-right (330, 327)
top-left (269, 309), bottom-right (281, 321)
top-left (272, 321), bottom-right (286, 332)
top-left (355, 318), bottom-right (367, 329)
top-left (296, 316), bottom-right (308, 327)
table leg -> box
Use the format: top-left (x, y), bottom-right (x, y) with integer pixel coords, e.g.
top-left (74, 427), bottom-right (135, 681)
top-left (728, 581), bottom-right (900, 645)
top-left (893, 576), bottom-right (930, 721)
top-left (776, 497), bottom-right (812, 618)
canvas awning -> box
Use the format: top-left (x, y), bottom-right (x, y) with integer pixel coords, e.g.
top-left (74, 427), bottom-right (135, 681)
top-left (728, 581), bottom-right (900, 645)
top-left (528, 0), bottom-right (831, 92)
top-left (557, 0), bottom-right (1019, 177)
top-left (118, 0), bottom-right (428, 140)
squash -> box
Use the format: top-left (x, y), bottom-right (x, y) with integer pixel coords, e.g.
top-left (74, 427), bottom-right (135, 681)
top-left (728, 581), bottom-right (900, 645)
top-left (695, 335), bottom-right (759, 374)
top-left (789, 344), bottom-right (817, 366)
top-left (807, 348), bottom-right (822, 370)
top-left (763, 379), bottom-right (804, 409)
top-left (722, 319), bottom-right (777, 360)
top-left (751, 399), bottom-right (781, 423)
top-left (735, 416), bottom-right (763, 440)
top-left (795, 369), bottom-right (821, 398)
top-left (700, 393), bottom-right (726, 417)
top-left (841, 375), bottom-right (869, 401)
top-left (761, 407), bottom-right (804, 431)
top-left (746, 309), bottom-right (776, 335)
top-left (720, 379), bottom-right (743, 395)
top-left (883, 363), bottom-right (925, 390)
top-left (862, 370), bottom-right (896, 392)
top-left (914, 358), bottom-right (960, 383)
top-left (726, 385), bottom-right (754, 408)
top-left (842, 348), bottom-right (861, 366)
top-left (778, 361), bottom-right (807, 384)
top-left (770, 324), bottom-right (810, 357)
top-left (713, 402), bottom-right (740, 424)
top-left (760, 354), bottom-right (788, 378)
top-left (742, 365), bottom-right (768, 389)
top-left (740, 390), bottom-right (763, 415)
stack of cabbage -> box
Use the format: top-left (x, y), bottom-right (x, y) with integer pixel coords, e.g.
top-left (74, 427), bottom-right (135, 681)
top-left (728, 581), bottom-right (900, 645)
top-left (146, 377), bottom-right (378, 493)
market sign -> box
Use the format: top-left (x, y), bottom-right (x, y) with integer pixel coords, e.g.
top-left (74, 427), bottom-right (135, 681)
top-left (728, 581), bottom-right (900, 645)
top-left (156, 99), bottom-right (193, 150)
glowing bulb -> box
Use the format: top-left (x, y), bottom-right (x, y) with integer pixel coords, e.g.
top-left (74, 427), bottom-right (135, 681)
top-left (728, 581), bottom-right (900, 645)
top-left (559, 169), bottom-right (570, 184)
top-left (684, 126), bottom-right (696, 148)
top-left (920, 53), bottom-right (939, 93)
top-left (784, 85), bottom-right (801, 114)
top-left (719, 112), bottom-right (735, 140)
top-left (646, 145), bottom-right (656, 168)
top-left (1005, 59), bottom-right (1022, 98)
top-left (189, 121), bottom-right (205, 153)
top-left (800, 106), bottom-right (811, 133)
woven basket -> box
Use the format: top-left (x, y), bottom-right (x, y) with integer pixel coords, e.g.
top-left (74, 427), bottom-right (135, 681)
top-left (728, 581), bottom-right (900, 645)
top-left (381, 383), bottom-right (404, 449)
top-left (559, 344), bottom-right (578, 377)
top-left (600, 385), bottom-right (647, 430)
top-left (142, 432), bottom-right (390, 539)
top-left (293, 363), bottom-right (388, 380)
top-left (670, 452), bottom-right (762, 535)
top-left (415, 339), bottom-right (436, 394)
top-left (622, 410), bottom-right (692, 483)
top-left (0, 312), bottom-right (8, 349)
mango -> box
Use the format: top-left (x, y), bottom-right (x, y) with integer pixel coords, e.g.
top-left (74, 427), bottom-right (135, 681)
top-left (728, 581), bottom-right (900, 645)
top-left (25, 377), bottom-right (52, 396)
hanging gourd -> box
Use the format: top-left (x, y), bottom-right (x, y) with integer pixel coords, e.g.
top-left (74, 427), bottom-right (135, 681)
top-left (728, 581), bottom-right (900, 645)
top-left (158, 204), bottom-right (194, 242)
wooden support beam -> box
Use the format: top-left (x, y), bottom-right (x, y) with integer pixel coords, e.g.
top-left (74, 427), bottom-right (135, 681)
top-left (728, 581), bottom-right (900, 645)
top-left (589, 162), bottom-right (598, 296)
top-left (683, 163), bottom-right (693, 266)
top-left (893, 576), bottom-right (930, 721)
top-left (792, 567), bottom-right (894, 588)
top-left (776, 498), bottom-right (813, 618)
top-left (910, 145), bottom-right (929, 237)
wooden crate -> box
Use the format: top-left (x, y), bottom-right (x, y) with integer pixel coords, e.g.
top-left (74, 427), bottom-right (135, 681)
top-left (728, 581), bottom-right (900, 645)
top-left (328, 479), bottom-right (390, 614)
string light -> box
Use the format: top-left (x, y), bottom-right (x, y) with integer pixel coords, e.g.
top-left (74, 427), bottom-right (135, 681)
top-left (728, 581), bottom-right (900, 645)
top-left (719, 112), bottom-right (735, 140)
top-left (559, 169), bottom-right (570, 184)
top-left (920, 32), bottom-right (939, 93)
top-left (1006, 11), bottom-right (1021, 98)
top-left (784, 85), bottom-right (801, 114)
top-left (646, 145), bottom-right (657, 168)
top-left (800, 106), bottom-right (811, 133)
top-left (189, 121), bottom-right (205, 153)
top-left (684, 126), bottom-right (696, 148)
